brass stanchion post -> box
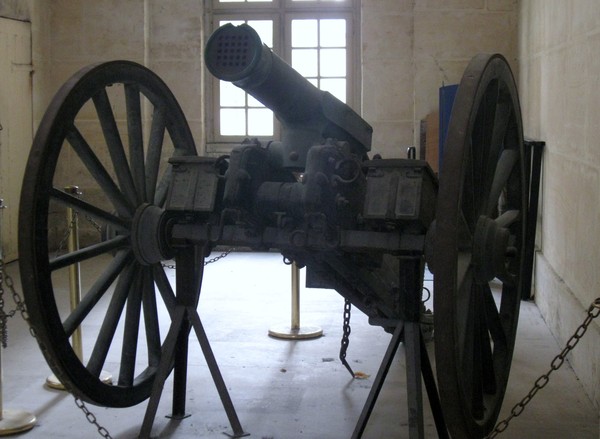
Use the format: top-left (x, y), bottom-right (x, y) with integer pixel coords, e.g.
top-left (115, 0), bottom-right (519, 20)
top-left (268, 262), bottom-right (322, 340)
top-left (0, 198), bottom-right (36, 435)
top-left (46, 187), bottom-right (112, 390)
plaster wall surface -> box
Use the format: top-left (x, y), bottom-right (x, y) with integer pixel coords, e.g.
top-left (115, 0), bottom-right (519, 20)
top-left (518, 0), bottom-right (600, 416)
top-left (362, 0), bottom-right (518, 158)
top-left (34, 1), bottom-right (519, 161)
top-left (37, 0), bottom-right (205, 149)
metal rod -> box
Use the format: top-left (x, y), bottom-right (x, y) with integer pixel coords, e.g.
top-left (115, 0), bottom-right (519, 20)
top-left (268, 262), bottom-right (322, 340)
top-left (65, 186), bottom-right (83, 360)
top-left (291, 262), bottom-right (300, 329)
top-left (0, 199), bottom-right (5, 417)
top-left (351, 322), bottom-right (404, 439)
top-left (404, 321), bottom-right (425, 439)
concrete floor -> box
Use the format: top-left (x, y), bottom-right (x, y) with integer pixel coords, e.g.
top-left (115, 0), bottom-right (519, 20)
top-left (0, 251), bottom-right (598, 438)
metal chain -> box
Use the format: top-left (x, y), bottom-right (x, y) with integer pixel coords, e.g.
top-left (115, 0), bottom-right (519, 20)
top-left (162, 248), bottom-right (235, 270)
top-left (486, 297), bottom-right (600, 438)
top-left (0, 256), bottom-right (112, 438)
top-left (0, 259), bottom-right (14, 348)
top-left (74, 397), bottom-right (113, 439)
top-left (339, 298), bottom-right (355, 377)
top-left (54, 213), bottom-right (78, 257)
top-left (84, 214), bottom-right (103, 235)
top-left (4, 269), bottom-right (33, 337)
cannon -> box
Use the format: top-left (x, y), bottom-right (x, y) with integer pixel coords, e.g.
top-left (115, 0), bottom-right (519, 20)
top-left (18, 23), bottom-right (534, 439)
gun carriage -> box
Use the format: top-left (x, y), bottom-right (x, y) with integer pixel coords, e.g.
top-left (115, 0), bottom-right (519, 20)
top-left (18, 23), bottom-right (534, 439)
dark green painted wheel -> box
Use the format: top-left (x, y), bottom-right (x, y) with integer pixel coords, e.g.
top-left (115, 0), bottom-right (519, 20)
top-left (19, 61), bottom-right (198, 407)
top-left (434, 54), bottom-right (527, 438)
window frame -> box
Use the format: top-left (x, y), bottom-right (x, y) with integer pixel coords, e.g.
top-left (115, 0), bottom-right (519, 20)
top-left (204, 0), bottom-right (361, 155)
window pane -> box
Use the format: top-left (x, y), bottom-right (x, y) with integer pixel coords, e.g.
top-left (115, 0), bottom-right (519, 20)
top-left (248, 20), bottom-right (273, 47)
top-left (220, 81), bottom-right (245, 107)
top-left (320, 78), bottom-right (346, 103)
top-left (320, 19), bottom-right (346, 47)
top-left (320, 48), bottom-right (345, 76)
top-left (248, 109), bottom-right (274, 136)
top-left (292, 20), bottom-right (318, 47)
top-left (221, 109), bottom-right (246, 135)
top-left (292, 49), bottom-right (318, 77)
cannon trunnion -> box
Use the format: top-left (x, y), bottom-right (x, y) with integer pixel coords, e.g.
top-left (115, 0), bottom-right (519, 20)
top-left (18, 23), bottom-right (530, 439)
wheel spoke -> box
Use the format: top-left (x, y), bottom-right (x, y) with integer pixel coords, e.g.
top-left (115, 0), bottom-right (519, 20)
top-left (66, 126), bottom-right (134, 218)
top-left (152, 264), bottom-right (176, 317)
top-left (471, 289), bottom-right (485, 419)
top-left (50, 235), bottom-right (129, 271)
top-left (485, 98), bottom-right (512, 189)
top-left (124, 84), bottom-right (146, 202)
top-left (477, 286), bottom-right (497, 395)
top-left (482, 283), bottom-right (507, 349)
top-left (63, 250), bottom-right (133, 337)
top-left (93, 89), bottom-right (139, 206)
top-left (118, 266), bottom-right (143, 386)
top-left (495, 209), bottom-right (520, 228)
top-left (142, 267), bottom-right (162, 367)
top-left (486, 149), bottom-right (518, 216)
top-left (456, 269), bottom-right (474, 356)
top-left (50, 187), bottom-right (130, 232)
top-left (457, 251), bottom-right (473, 290)
top-left (472, 82), bottom-right (500, 205)
top-left (87, 261), bottom-right (137, 377)
top-left (145, 106), bottom-right (166, 203)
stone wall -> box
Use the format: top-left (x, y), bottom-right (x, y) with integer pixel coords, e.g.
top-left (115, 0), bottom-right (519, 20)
top-left (519, 0), bottom-right (600, 413)
top-left (34, 0), bottom-right (205, 148)
top-left (362, 0), bottom-right (519, 159)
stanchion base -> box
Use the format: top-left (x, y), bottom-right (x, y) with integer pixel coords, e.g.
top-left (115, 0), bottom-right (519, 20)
top-left (268, 325), bottom-right (323, 340)
top-left (46, 371), bottom-right (113, 390)
top-left (0, 409), bottom-right (36, 436)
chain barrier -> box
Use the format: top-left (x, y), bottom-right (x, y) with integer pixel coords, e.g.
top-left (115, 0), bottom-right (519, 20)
top-left (339, 298), bottom-right (355, 377)
top-left (74, 397), bottom-right (113, 439)
top-left (486, 297), bottom-right (600, 438)
top-left (54, 214), bottom-right (78, 258)
top-left (162, 248), bottom-right (235, 270)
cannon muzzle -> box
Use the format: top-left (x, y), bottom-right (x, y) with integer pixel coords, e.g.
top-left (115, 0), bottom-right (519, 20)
top-left (205, 23), bottom-right (372, 168)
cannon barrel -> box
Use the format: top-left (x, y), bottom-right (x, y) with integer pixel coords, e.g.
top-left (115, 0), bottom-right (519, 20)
top-left (205, 23), bottom-right (373, 168)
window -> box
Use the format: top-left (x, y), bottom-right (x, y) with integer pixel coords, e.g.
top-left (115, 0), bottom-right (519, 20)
top-left (206, 0), bottom-right (360, 153)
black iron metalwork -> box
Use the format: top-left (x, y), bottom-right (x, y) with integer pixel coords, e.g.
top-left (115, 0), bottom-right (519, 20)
top-left (17, 23), bottom-right (541, 439)
top-left (339, 298), bottom-right (355, 377)
top-left (522, 140), bottom-right (545, 300)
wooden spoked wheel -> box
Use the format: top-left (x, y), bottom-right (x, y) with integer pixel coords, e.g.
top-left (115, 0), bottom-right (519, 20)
top-left (19, 61), bottom-right (198, 407)
top-left (433, 54), bottom-right (527, 438)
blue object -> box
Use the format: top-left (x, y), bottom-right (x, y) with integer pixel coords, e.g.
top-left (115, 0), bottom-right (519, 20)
top-left (439, 84), bottom-right (458, 171)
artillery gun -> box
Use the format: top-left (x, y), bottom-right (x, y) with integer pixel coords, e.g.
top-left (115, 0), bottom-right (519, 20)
top-left (18, 23), bottom-right (537, 439)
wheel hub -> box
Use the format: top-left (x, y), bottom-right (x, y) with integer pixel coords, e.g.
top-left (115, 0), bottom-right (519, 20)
top-left (472, 215), bottom-right (514, 284)
top-left (131, 203), bottom-right (173, 265)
